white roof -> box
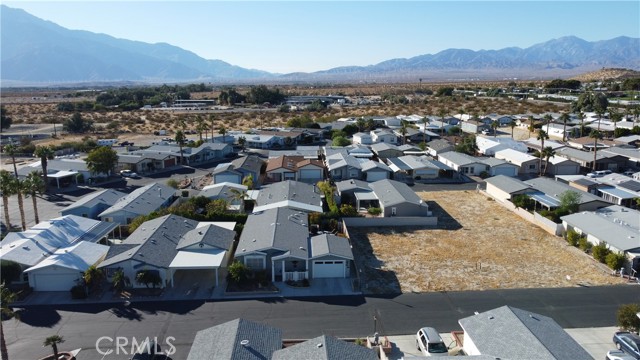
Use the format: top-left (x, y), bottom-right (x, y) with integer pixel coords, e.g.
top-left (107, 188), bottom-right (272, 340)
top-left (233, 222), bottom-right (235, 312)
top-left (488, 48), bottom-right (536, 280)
top-left (24, 241), bottom-right (109, 273)
top-left (252, 200), bottom-right (323, 214)
top-left (201, 182), bottom-right (247, 192)
top-left (196, 222), bottom-right (236, 231)
top-left (495, 148), bottom-right (537, 165)
top-left (169, 249), bottom-right (226, 269)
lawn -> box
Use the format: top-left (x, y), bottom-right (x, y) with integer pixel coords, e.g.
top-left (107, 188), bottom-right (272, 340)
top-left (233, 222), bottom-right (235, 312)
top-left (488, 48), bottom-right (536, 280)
top-left (349, 190), bottom-right (625, 294)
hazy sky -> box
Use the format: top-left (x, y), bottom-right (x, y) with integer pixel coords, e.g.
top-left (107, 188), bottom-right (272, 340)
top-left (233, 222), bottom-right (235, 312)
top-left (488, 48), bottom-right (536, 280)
top-left (4, 1), bottom-right (640, 73)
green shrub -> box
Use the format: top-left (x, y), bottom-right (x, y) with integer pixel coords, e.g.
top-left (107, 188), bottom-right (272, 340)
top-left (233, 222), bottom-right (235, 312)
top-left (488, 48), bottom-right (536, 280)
top-left (0, 260), bottom-right (22, 285)
top-left (166, 179), bottom-right (179, 189)
top-left (479, 171), bottom-right (489, 179)
top-left (605, 252), bottom-right (626, 270)
top-left (578, 237), bottom-right (592, 252)
top-left (70, 285), bottom-right (87, 299)
top-left (228, 261), bottom-right (249, 283)
top-left (565, 230), bottom-right (581, 247)
top-left (591, 242), bottom-right (611, 263)
top-left (367, 207), bottom-right (382, 216)
top-left (340, 204), bottom-right (358, 217)
top-left (617, 304), bottom-right (640, 333)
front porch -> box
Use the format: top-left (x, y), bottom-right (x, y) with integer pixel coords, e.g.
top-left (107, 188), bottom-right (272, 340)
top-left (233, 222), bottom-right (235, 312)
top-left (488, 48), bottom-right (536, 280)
top-left (271, 257), bottom-right (309, 282)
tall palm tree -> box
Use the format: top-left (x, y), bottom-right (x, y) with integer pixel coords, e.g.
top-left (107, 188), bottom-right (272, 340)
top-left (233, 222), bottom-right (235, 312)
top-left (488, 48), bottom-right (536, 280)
top-left (174, 130), bottom-right (186, 165)
top-left (23, 171), bottom-right (45, 224)
top-left (559, 112), bottom-right (570, 142)
top-left (536, 129), bottom-right (549, 175)
top-left (34, 145), bottom-right (55, 191)
top-left (577, 111), bottom-right (585, 138)
top-left (399, 121), bottom-right (408, 145)
top-left (421, 117), bottom-right (429, 148)
top-left (9, 178), bottom-right (26, 231)
top-left (1, 283), bottom-right (18, 360)
top-left (541, 146), bottom-right (556, 176)
top-left (356, 117), bottom-right (366, 132)
top-left (590, 130), bottom-right (602, 172)
top-left (610, 108), bottom-right (622, 135)
top-left (0, 171), bottom-right (14, 230)
top-left (195, 115), bottom-right (206, 142)
top-left (3, 144), bottom-right (19, 178)
top-left (508, 120), bottom-right (516, 139)
top-left (491, 121), bottom-right (499, 138)
top-left (219, 126), bottom-right (227, 145)
top-left (208, 114), bottom-right (216, 141)
top-left (43, 335), bottom-right (64, 360)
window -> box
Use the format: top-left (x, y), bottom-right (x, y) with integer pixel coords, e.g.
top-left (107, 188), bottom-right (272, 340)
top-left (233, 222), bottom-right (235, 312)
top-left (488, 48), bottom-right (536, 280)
top-left (81, 214), bottom-right (88, 218)
top-left (391, 207), bottom-right (397, 216)
top-left (529, 164), bottom-right (536, 169)
top-left (245, 256), bottom-right (265, 270)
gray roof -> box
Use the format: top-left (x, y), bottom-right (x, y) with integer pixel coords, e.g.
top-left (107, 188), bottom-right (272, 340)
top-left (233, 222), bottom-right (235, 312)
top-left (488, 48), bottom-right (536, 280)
top-left (187, 318), bottom-right (283, 360)
top-left (127, 151), bottom-right (173, 161)
top-left (335, 179), bottom-right (372, 194)
top-left (212, 162), bottom-right (241, 175)
top-left (256, 180), bottom-right (322, 208)
top-left (524, 177), bottom-right (606, 205)
top-left (571, 178), bottom-right (598, 187)
top-left (361, 160), bottom-right (392, 172)
top-left (439, 151), bottom-right (485, 166)
top-left (370, 142), bottom-right (401, 153)
top-left (310, 234), bottom-right (354, 260)
top-left (200, 183), bottom-right (247, 201)
top-left (458, 306), bottom-right (593, 360)
top-left (99, 214), bottom-right (198, 269)
top-left (397, 144), bottom-right (422, 152)
top-left (62, 189), bottom-right (126, 213)
top-left (272, 335), bottom-right (377, 360)
top-left (326, 153), bottom-right (363, 171)
top-left (269, 149), bottom-right (319, 159)
top-left (485, 175), bottom-right (531, 194)
top-left (561, 205), bottom-right (640, 252)
top-left (98, 183), bottom-right (174, 218)
top-left (369, 179), bottom-right (423, 207)
top-left (388, 155), bottom-right (452, 171)
top-left (480, 157), bottom-right (514, 167)
top-left (602, 147), bottom-right (640, 161)
top-left (176, 224), bottom-right (235, 251)
top-left (619, 180), bottom-right (640, 192)
top-left (556, 147), bottom-right (613, 162)
top-left (237, 208), bottom-right (310, 259)
top-left (231, 155), bottom-right (264, 175)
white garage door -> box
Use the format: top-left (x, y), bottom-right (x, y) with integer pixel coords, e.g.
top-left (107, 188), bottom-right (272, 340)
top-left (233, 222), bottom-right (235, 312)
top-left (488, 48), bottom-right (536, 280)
top-left (366, 171), bottom-right (388, 182)
top-left (299, 169), bottom-right (321, 180)
top-left (492, 167), bottom-right (516, 177)
top-left (32, 273), bottom-right (80, 291)
top-left (215, 174), bottom-right (239, 184)
top-left (313, 260), bottom-right (345, 278)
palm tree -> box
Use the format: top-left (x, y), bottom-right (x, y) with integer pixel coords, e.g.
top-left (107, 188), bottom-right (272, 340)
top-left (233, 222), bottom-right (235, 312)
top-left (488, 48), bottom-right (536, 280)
top-left (238, 136), bottom-right (246, 152)
top-left (541, 146), bottom-right (556, 176)
top-left (43, 335), bottom-right (64, 360)
top-left (399, 121), bottom-right (408, 145)
top-left (490, 121), bottom-right (499, 138)
top-left (219, 126), bottom-right (227, 144)
top-left (195, 115), bottom-right (206, 142)
top-left (3, 144), bottom-right (19, 178)
top-left (7, 177), bottom-right (26, 231)
top-left (559, 112), bottom-right (570, 142)
top-left (536, 129), bottom-right (549, 175)
top-left (208, 114), bottom-right (216, 141)
top-left (577, 111), bottom-right (585, 138)
top-left (242, 174), bottom-right (254, 190)
top-left (23, 171), bottom-right (45, 224)
top-left (175, 130), bottom-right (186, 165)
top-left (356, 117), bottom-right (366, 132)
top-left (421, 117), bottom-right (429, 148)
top-left (590, 130), bottom-right (602, 172)
top-left (34, 146), bottom-right (55, 191)
top-left (508, 120), bottom-right (516, 139)
top-left (83, 265), bottom-right (104, 293)
top-left (0, 170), bottom-right (14, 230)
top-left (543, 113), bottom-right (553, 127)
top-left (1, 283), bottom-right (18, 360)
top-left (610, 108), bottom-right (623, 135)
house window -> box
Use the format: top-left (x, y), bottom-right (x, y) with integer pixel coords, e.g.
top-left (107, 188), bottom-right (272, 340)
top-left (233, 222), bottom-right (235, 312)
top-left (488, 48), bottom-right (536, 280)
top-left (103, 217), bottom-right (113, 222)
top-left (529, 164), bottom-right (536, 170)
top-left (391, 207), bottom-right (397, 216)
top-left (245, 256), bottom-right (266, 270)
top-left (81, 214), bottom-right (88, 218)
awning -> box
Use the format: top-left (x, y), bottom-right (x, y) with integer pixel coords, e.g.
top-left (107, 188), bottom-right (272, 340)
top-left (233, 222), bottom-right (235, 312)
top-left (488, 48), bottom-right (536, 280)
top-left (598, 187), bottom-right (638, 200)
top-left (354, 192), bottom-right (378, 201)
top-left (169, 249), bottom-right (226, 269)
top-left (529, 192), bottom-right (560, 208)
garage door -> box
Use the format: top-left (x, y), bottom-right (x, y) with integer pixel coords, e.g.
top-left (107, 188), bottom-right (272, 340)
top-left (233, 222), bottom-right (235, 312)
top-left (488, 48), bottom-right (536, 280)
top-left (299, 169), bottom-right (321, 180)
top-left (215, 174), bottom-right (240, 184)
top-left (32, 273), bottom-right (80, 291)
top-left (366, 171), bottom-right (388, 182)
top-left (492, 167), bottom-right (516, 177)
top-left (313, 260), bottom-right (345, 278)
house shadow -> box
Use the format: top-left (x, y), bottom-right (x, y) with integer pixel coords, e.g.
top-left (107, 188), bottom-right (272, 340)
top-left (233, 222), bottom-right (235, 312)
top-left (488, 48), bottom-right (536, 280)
top-left (13, 307), bottom-right (61, 327)
top-left (425, 201), bottom-right (462, 230)
top-left (290, 295), bottom-right (366, 306)
top-left (348, 231), bottom-right (402, 296)
top-left (109, 304), bottom-right (143, 321)
top-left (146, 167), bottom-right (195, 179)
top-left (131, 300), bottom-right (205, 316)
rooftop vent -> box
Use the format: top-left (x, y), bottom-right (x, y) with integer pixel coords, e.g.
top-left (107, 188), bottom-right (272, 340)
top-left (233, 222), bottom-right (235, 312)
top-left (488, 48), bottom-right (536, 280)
top-left (240, 340), bottom-right (249, 347)
top-left (316, 343), bottom-right (323, 348)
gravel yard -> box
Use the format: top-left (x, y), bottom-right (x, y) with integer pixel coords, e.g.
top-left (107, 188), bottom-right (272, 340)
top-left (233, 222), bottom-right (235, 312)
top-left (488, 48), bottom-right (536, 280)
top-left (350, 190), bottom-right (625, 294)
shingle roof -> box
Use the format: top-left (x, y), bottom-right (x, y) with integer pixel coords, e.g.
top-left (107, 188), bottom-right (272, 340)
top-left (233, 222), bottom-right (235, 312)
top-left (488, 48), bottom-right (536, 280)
top-left (231, 155), bottom-right (264, 175)
top-left (310, 234), bottom-right (354, 260)
top-left (256, 181), bottom-right (322, 208)
top-left (186, 318), bottom-right (283, 360)
top-left (458, 306), bottom-right (592, 360)
top-left (272, 335), bottom-right (377, 360)
top-left (176, 224), bottom-right (235, 251)
top-left (619, 180), bottom-right (640, 192)
top-left (98, 183), bottom-right (174, 218)
top-left (562, 205), bottom-right (640, 252)
top-left (98, 215), bottom-right (198, 269)
top-left (24, 241), bottom-right (109, 272)
top-left (266, 155), bottom-right (305, 172)
top-left (369, 179), bottom-right (423, 207)
top-left (361, 160), bottom-right (392, 172)
top-left (200, 182), bottom-right (247, 200)
top-left (439, 151), bottom-right (484, 166)
top-left (335, 179), bottom-right (372, 194)
top-left (494, 148), bottom-right (537, 165)
top-left (62, 189), bottom-right (126, 213)
top-left (237, 208), bottom-right (309, 259)
top-left (524, 177), bottom-right (606, 205)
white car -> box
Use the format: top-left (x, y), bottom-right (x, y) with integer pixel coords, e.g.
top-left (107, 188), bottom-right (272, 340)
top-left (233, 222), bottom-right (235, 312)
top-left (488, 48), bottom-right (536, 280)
top-left (416, 327), bottom-right (449, 356)
top-left (606, 349), bottom-right (636, 360)
top-left (120, 170), bottom-right (139, 178)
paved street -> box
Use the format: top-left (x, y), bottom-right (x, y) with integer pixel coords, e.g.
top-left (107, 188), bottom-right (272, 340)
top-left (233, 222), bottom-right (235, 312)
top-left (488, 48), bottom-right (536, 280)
top-left (4, 285), bottom-right (638, 360)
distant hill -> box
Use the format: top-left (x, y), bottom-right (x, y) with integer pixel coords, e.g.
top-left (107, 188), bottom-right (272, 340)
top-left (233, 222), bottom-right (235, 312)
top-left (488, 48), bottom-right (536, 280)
top-left (570, 68), bottom-right (640, 82)
top-left (1, 5), bottom-right (639, 85)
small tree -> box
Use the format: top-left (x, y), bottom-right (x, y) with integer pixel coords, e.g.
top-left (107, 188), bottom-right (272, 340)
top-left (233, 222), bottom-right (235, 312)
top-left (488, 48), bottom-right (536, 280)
top-left (228, 261), bottom-right (249, 283)
top-left (85, 146), bottom-right (119, 176)
top-left (578, 237), bottom-right (592, 252)
top-left (340, 204), bottom-right (358, 217)
top-left (112, 269), bottom-right (127, 293)
top-left (136, 270), bottom-right (161, 288)
top-left (591, 241), bottom-right (611, 263)
top-left (83, 265), bottom-right (104, 292)
top-left (43, 335), bottom-right (64, 360)
top-left (0, 261), bottom-right (22, 285)
top-left (558, 191), bottom-right (581, 214)
top-left (565, 229), bottom-right (581, 247)
top-left (63, 112), bottom-right (93, 133)
top-left (166, 179), bottom-right (179, 189)
top-left (605, 252), bottom-right (626, 271)
top-left (617, 303), bottom-right (640, 333)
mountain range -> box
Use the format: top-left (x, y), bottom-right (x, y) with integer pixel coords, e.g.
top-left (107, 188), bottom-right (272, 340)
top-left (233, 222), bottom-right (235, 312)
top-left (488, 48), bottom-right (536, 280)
top-left (2, 5), bottom-right (639, 85)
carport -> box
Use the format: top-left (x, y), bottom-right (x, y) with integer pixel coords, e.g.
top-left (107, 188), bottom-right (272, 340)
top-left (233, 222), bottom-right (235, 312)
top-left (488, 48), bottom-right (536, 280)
top-left (48, 170), bottom-right (79, 188)
top-left (354, 191), bottom-right (379, 211)
top-left (168, 249), bottom-right (226, 287)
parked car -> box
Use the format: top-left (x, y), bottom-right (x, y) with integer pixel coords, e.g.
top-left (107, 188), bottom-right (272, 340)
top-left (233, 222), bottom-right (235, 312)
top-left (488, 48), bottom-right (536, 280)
top-left (613, 332), bottom-right (640, 359)
top-left (607, 349), bottom-right (637, 360)
top-left (120, 170), bottom-right (140, 179)
top-left (586, 172), bottom-right (603, 178)
top-left (416, 327), bottom-right (449, 356)
top-left (120, 141), bottom-right (134, 146)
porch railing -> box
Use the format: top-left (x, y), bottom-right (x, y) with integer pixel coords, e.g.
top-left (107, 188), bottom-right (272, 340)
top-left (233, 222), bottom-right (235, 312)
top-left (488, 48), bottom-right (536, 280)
top-left (284, 271), bottom-right (308, 281)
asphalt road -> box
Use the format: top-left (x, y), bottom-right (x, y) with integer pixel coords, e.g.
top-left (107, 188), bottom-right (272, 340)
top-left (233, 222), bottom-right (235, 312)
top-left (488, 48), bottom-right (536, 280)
top-left (4, 285), bottom-right (638, 360)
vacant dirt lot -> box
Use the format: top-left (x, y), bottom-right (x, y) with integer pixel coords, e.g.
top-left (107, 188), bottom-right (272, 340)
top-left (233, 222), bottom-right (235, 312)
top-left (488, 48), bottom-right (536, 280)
top-left (349, 190), bottom-right (625, 294)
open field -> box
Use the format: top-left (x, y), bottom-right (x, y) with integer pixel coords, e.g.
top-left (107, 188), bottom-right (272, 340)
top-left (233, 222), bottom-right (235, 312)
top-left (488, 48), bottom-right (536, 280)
top-left (350, 190), bottom-right (625, 294)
